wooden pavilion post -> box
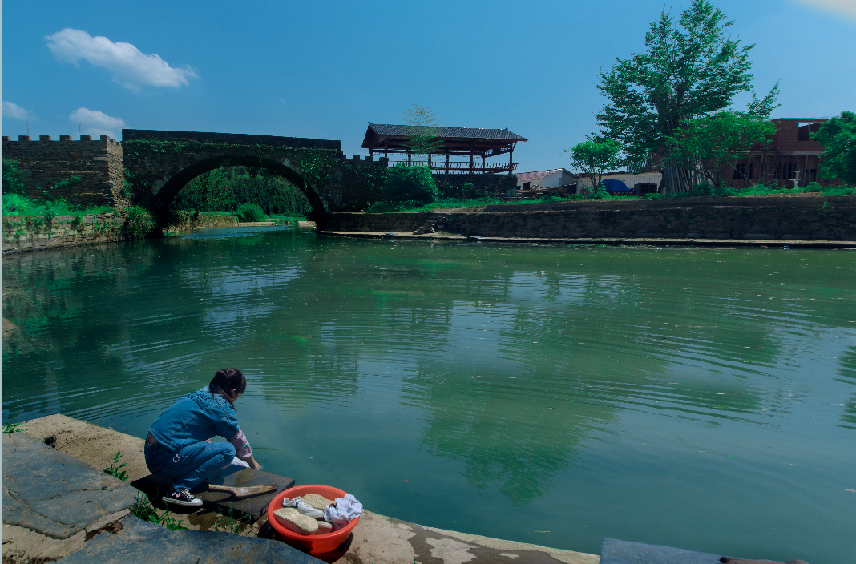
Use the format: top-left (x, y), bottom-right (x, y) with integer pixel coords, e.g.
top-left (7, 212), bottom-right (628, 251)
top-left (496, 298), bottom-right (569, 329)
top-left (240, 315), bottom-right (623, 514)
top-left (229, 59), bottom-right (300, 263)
top-left (508, 145), bottom-right (514, 175)
top-left (445, 152), bottom-right (450, 175)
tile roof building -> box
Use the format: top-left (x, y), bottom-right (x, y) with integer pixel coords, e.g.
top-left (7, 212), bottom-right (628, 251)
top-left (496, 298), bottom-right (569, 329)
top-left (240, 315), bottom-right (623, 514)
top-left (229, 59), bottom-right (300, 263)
top-left (361, 123), bottom-right (527, 174)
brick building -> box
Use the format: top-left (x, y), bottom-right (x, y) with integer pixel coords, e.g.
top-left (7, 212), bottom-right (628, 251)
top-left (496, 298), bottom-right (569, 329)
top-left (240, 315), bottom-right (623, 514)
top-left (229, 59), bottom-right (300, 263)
top-left (723, 118), bottom-right (838, 189)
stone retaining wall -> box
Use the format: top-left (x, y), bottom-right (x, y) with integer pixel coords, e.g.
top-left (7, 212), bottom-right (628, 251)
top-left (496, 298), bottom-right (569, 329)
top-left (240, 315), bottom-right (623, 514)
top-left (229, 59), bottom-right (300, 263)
top-left (2, 214), bottom-right (128, 254)
top-left (2, 213), bottom-right (241, 255)
top-left (431, 173), bottom-right (518, 198)
top-left (323, 195), bottom-right (856, 241)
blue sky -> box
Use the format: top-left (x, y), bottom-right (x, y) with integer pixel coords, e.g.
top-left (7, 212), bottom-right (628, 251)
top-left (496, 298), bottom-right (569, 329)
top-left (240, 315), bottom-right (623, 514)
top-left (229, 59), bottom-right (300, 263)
top-left (3, 0), bottom-right (855, 173)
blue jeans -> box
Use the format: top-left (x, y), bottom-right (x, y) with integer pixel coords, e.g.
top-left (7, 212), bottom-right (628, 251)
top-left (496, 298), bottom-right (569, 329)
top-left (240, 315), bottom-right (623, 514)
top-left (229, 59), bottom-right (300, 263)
top-left (144, 439), bottom-right (235, 491)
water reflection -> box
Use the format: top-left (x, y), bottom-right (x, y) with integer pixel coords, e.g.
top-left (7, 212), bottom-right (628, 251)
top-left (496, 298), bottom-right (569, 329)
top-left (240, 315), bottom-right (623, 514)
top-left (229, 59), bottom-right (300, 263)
top-left (3, 232), bottom-right (856, 563)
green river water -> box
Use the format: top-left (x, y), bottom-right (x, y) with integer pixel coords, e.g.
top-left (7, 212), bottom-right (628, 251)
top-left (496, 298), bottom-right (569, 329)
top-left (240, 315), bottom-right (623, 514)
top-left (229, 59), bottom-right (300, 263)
top-left (2, 226), bottom-right (855, 563)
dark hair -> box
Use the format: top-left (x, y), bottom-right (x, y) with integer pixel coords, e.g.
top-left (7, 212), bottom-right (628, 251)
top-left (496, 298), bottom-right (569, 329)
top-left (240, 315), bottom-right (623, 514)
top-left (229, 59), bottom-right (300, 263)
top-left (209, 368), bottom-right (246, 407)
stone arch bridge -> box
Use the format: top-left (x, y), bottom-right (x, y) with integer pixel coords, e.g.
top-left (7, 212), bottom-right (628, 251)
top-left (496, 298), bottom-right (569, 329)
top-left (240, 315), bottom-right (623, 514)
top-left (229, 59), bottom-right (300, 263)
top-left (123, 129), bottom-right (388, 227)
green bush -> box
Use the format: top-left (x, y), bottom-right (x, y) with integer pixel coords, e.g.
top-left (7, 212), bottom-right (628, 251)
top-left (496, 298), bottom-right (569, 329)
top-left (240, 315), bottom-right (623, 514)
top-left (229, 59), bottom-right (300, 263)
top-left (236, 202), bottom-right (266, 222)
top-left (123, 205), bottom-right (157, 238)
top-left (379, 165), bottom-right (438, 206)
top-left (2, 159), bottom-right (26, 195)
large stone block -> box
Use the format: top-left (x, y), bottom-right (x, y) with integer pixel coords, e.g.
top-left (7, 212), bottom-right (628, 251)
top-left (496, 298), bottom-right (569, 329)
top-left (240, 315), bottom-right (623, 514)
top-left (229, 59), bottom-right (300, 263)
top-left (55, 514), bottom-right (321, 564)
top-left (2, 433), bottom-right (138, 539)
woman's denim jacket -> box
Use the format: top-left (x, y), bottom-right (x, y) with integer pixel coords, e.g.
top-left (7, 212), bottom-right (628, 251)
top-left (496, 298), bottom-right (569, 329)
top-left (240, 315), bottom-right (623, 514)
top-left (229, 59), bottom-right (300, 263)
top-left (148, 386), bottom-right (242, 453)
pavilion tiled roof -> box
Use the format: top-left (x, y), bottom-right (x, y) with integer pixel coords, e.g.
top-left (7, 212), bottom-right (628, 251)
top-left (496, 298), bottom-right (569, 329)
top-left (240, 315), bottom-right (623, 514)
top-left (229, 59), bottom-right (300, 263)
top-left (368, 123), bottom-right (527, 141)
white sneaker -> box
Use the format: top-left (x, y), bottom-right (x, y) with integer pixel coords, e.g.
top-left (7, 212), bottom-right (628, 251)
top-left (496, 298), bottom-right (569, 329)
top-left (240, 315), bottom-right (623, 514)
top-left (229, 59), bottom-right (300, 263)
top-left (281, 496), bottom-right (324, 519)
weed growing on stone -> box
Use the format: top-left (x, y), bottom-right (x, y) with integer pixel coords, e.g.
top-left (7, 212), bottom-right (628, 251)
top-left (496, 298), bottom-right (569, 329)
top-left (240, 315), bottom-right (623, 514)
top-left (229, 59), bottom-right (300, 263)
top-left (130, 492), bottom-right (187, 531)
top-left (103, 451), bottom-right (129, 481)
top-left (2, 410), bottom-right (22, 434)
top-left (211, 503), bottom-right (250, 535)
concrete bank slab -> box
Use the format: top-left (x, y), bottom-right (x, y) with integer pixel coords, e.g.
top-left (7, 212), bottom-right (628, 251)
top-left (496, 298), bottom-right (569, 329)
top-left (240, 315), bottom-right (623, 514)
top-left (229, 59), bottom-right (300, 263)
top-left (14, 415), bottom-right (600, 564)
top-left (335, 510), bottom-right (600, 564)
top-left (600, 538), bottom-right (721, 564)
top-left (55, 514), bottom-right (321, 564)
top-left (320, 231), bottom-right (856, 249)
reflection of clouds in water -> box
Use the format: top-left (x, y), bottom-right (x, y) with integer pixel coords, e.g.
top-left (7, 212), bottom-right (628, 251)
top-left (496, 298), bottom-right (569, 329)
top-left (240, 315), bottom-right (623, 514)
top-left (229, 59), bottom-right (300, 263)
top-left (438, 301), bottom-right (520, 375)
top-left (182, 266), bottom-right (303, 297)
top-left (200, 267), bottom-right (301, 331)
top-left (504, 272), bottom-right (632, 307)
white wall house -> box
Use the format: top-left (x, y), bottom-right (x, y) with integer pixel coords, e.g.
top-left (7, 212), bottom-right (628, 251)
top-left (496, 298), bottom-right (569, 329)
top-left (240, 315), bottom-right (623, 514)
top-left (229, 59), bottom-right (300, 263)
top-left (516, 169), bottom-right (576, 190)
top-left (575, 171), bottom-right (662, 192)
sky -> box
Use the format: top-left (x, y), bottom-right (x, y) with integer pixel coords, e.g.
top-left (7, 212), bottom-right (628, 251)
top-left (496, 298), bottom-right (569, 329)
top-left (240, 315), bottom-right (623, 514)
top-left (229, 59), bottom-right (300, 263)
top-left (2, 0), bottom-right (855, 174)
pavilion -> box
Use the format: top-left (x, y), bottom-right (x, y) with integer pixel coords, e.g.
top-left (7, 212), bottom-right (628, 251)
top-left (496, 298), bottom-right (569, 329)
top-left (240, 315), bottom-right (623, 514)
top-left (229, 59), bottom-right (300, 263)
top-left (361, 123), bottom-right (527, 174)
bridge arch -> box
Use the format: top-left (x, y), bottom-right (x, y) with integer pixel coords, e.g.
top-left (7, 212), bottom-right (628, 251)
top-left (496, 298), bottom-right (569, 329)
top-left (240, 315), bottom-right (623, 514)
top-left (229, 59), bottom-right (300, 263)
top-left (150, 154), bottom-right (326, 223)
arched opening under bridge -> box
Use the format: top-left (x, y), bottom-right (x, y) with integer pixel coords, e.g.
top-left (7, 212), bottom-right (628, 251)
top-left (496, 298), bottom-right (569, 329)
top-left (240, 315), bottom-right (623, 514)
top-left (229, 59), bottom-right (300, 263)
top-left (149, 154), bottom-right (326, 226)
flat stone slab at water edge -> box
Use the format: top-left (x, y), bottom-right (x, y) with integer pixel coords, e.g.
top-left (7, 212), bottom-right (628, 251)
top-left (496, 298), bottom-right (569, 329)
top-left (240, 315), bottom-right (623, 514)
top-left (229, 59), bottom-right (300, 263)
top-left (55, 514), bottom-right (321, 564)
top-left (600, 538), bottom-right (723, 564)
top-left (2, 433), bottom-right (138, 539)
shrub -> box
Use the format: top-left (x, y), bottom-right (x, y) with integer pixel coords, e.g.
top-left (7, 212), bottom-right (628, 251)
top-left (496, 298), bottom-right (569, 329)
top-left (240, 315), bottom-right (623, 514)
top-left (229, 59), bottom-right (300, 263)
top-left (236, 202), bottom-right (266, 222)
top-left (123, 205), bottom-right (157, 238)
top-left (379, 166), bottom-right (438, 206)
top-left (2, 159), bottom-right (26, 195)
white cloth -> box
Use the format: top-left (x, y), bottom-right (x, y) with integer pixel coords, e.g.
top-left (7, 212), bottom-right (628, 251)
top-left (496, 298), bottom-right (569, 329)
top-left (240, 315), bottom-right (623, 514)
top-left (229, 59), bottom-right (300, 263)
top-left (230, 457), bottom-right (250, 468)
top-left (324, 494), bottom-right (363, 530)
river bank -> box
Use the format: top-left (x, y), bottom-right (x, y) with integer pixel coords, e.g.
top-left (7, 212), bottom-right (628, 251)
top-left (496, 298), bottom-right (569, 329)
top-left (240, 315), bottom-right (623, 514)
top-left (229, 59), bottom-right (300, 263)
top-left (321, 194), bottom-right (856, 245)
top-left (2, 415), bottom-right (599, 564)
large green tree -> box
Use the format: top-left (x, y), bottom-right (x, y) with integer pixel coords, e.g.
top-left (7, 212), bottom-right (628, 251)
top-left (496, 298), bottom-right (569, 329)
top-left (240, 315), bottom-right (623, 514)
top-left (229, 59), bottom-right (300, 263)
top-left (596, 0), bottom-right (777, 192)
top-left (812, 111), bottom-right (856, 184)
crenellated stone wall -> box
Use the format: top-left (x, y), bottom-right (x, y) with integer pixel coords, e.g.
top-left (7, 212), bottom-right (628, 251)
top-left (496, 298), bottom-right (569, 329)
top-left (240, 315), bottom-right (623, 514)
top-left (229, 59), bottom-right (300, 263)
top-left (2, 135), bottom-right (127, 208)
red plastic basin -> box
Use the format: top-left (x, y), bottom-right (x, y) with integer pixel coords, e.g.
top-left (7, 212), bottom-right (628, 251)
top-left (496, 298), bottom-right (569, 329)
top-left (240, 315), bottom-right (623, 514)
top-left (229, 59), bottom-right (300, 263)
top-left (267, 485), bottom-right (360, 555)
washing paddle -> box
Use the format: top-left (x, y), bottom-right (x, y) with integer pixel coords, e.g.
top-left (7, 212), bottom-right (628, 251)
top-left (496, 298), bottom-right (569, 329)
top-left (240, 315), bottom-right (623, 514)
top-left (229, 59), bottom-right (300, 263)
top-left (207, 482), bottom-right (278, 499)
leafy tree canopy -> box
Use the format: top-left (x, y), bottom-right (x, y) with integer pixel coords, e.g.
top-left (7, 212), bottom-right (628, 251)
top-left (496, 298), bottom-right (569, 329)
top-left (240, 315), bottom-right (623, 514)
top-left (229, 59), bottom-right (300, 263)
top-left (403, 103), bottom-right (442, 164)
top-left (812, 111), bottom-right (856, 184)
top-left (566, 139), bottom-right (623, 193)
top-left (665, 110), bottom-right (776, 184)
top-left (596, 0), bottom-right (778, 192)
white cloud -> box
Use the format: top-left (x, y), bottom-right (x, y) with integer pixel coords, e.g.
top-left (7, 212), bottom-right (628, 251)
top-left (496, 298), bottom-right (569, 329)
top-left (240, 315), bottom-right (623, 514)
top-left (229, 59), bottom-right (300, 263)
top-left (3, 101), bottom-right (36, 121)
top-left (46, 28), bottom-right (199, 90)
top-left (793, 0), bottom-right (856, 21)
top-left (69, 107), bottom-right (127, 138)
